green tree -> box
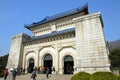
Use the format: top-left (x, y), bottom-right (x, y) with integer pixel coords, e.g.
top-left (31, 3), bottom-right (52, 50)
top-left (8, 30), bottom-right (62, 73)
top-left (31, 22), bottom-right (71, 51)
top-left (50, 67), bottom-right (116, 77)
top-left (0, 54), bottom-right (9, 77)
top-left (109, 48), bottom-right (120, 69)
top-left (0, 54), bottom-right (9, 70)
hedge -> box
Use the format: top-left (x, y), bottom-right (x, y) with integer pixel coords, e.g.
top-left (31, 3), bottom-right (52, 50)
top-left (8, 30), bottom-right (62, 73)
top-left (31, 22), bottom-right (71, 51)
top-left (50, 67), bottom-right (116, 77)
top-left (118, 76), bottom-right (120, 80)
top-left (90, 72), bottom-right (117, 80)
top-left (71, 72), bottom-right (119, 80)
top-left (71, 72), bottom-right (91, 80)
top-left (0, 71), bottom-right (4, 77)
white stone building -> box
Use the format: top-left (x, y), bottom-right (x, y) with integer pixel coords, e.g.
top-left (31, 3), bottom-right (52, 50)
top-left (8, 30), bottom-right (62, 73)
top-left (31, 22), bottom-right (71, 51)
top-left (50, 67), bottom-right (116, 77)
top-left (7, 4), bottom-right (110, 74)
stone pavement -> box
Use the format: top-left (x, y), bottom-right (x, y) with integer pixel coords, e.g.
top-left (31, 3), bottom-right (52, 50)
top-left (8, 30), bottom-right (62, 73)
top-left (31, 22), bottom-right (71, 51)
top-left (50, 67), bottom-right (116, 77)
top-left (0, 74), bottom-right (73, 80)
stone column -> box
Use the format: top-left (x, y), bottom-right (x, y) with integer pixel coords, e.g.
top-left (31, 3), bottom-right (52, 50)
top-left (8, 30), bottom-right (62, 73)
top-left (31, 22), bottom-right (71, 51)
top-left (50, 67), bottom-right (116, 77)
top-left (54, 43), bottom-right (59, 74)
top-left (35, 49), bottom-right (39, 69)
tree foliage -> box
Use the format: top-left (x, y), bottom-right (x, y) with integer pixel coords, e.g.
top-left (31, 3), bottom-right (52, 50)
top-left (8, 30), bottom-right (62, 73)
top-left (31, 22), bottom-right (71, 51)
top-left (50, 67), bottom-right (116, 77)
top-left (109, 48), bottom-right (120, 69)
top-left (0, 54), bottom-right (9, 77)
top-left (0, 54), bottom-right (9, 70)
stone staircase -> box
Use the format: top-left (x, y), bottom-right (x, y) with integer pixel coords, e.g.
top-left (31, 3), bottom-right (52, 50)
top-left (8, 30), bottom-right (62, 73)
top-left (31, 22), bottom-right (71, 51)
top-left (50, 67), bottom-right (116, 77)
top-left (7, 74), bottom-right (73, 80)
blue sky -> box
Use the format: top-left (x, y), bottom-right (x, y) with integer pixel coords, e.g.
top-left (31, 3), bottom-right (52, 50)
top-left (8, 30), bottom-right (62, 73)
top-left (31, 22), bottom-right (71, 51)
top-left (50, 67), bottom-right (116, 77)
top-left (0, 0), bottom-right (120, 56)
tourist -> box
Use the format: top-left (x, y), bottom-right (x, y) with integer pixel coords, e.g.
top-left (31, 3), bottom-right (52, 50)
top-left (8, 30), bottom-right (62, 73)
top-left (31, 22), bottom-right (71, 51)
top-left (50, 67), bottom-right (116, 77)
top-left (22, 68), bottom-right (25, 75)
top-left (52, 66), bottom-right (55, 74)
top-left (40, 66), bottom-right (45, 74)
top-left (31, 71), bottom-right (37, 80)
top-left (39, 66), bottom-right (43, 74)
top-left (69, 66), bottom-right (73, 74)
top-left (4, 68), bottom-right (9, 80)
top-left (46, 67), bottom-right (50, 79)
top-left (34, 66), bottom-right (37, 72)
top-left (12, 69), bottom-right (17, 80)
top-left (16, 67), bottom-right (20, 75)
top-left (10, 67), bottom-right (14, 72)
top-left (66, 64), bottom-right (70, 74)
top-left (43, 66), bottom-right (46, 74)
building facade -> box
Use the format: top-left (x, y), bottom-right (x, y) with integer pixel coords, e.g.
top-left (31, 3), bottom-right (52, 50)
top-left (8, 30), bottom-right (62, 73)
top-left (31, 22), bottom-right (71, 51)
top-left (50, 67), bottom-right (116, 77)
top-left (7, 4), bottom-right (110, 74)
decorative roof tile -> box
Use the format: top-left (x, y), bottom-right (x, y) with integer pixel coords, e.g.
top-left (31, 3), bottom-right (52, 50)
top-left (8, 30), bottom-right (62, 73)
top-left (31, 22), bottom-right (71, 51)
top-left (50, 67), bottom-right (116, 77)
top-left (25, 3), bottom-right (88, 29)
top-left (24, 28), bottom-right (75, 42)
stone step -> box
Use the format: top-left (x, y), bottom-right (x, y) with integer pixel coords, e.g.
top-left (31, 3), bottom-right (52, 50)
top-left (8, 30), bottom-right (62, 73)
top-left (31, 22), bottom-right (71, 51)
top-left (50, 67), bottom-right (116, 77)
top-left (7, 74), bottom-right (73, 80)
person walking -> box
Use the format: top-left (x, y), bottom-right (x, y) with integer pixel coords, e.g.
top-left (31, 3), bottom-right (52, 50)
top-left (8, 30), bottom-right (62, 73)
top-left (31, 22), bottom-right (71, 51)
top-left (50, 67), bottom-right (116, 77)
top-left (22, 68), bottom-right (25, 75)
top-left (52, 66), bottom-right (55, 74)
top-left (31, 71), bottom-right (37, 80)
top-left (4, 68), bottom-right (9, 80)
top-left (12, 69), bottom-right (17, 80)
top-left (46, 67), bottom-right (50, 79)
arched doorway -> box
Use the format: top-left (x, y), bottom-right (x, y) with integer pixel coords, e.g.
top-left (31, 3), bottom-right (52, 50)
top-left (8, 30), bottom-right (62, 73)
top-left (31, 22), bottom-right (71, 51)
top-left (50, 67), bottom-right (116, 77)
top-left (64, 55), bottom-right (74, 74)
top-left (44, 54), bottom-right (53, 74)
top-left (28, 58), bottom-right (34, 73)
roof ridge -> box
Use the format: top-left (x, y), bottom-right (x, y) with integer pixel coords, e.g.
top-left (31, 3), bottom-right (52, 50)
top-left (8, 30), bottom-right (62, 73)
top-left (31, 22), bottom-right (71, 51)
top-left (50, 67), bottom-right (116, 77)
top-left (25, 3), bottom-right (88, 29)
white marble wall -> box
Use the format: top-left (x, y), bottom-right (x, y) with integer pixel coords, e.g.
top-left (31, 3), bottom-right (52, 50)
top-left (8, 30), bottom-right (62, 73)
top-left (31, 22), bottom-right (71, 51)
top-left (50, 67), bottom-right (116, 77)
top-left (74, 12), bottom-right (110, 74)
top-left (7, 34), bottom-right (24, 68)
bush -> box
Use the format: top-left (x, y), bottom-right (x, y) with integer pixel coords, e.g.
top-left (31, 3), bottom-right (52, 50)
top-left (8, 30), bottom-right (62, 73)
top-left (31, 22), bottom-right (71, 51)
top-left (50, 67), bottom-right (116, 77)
top-left (117, 76), bottom-right (120, 80)
top-left (0, 71), bottom-right (4, 77)
top-left (90, 72), bottom-right (117, 80)
top-left (71, 72), bottom-right (91, 80)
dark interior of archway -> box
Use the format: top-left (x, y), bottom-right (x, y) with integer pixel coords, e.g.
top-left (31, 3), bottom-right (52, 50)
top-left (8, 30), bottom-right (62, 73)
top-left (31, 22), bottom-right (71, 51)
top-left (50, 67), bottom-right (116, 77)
top-left (44, 54), bottom-right (53, 74)
top-left (44, 60), bottom-right (52, 74)
top-left (28, 59), bottom-right (34, 73)
top-left (64, 61), bottom-right (74, 74)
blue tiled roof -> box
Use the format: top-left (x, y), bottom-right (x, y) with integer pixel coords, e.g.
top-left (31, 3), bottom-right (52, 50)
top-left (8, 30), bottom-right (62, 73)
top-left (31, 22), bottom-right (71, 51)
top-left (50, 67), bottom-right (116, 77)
top-left (26, 28), bottom-right (75, 42)
top-left (25, 3), bottom-right (88, 29)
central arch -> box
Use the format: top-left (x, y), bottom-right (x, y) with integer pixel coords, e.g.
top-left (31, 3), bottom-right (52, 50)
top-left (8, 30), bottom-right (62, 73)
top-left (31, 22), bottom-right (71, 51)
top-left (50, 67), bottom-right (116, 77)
top-left (64, 55), bottom-right (74, 74)
top-left (44, 54), bottom-right (53, 74)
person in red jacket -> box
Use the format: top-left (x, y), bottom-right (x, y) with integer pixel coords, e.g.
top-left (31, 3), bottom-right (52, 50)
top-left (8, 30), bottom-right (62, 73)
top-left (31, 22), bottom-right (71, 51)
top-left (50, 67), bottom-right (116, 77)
top-left (4, 68), bottom-right (9, 80)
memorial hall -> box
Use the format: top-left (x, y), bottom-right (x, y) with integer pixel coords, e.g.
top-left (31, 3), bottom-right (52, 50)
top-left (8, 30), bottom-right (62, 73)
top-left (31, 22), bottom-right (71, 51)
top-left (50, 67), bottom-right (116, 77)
top-left (7, 4), bottom-right (110, 74)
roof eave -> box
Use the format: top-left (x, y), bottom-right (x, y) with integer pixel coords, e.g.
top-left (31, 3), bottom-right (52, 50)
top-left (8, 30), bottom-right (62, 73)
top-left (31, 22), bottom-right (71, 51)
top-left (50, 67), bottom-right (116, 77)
top-left (24, 3), bottom-right (89, 30)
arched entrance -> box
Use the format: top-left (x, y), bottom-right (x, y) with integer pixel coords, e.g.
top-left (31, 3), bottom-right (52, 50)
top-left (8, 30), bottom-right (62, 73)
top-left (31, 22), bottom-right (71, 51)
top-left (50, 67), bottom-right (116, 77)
top-left (28, 58), bottom-right (34, 73)
top-left (64, 55), bottom-right (74, 74)
top-left (44, 54), bottom-right (53, 74)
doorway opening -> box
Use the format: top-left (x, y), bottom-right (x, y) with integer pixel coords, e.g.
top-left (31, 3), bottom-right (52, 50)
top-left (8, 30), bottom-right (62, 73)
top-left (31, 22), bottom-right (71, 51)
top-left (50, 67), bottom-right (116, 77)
top-left (44, 54), bottom-right (53, 74)
top-left (64, 55), bottom-right (74, 74)
top-left (28, 58), bottom-right (34, 73)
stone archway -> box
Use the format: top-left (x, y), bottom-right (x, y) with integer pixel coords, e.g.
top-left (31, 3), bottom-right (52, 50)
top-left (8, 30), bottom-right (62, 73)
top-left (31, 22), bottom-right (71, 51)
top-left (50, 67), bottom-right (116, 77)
top-left (39, 47), bottom-right (56, 73)
top-left (64, 55), bottom-right (74, 74)
top-left (28, 58), bottom-right (34, 73)
top-left (43, 54), bottom-right (53, 74)
top-left (25, 51), bottom-right (37, 73)
top-left (59, 47), bottom-right (76, 74)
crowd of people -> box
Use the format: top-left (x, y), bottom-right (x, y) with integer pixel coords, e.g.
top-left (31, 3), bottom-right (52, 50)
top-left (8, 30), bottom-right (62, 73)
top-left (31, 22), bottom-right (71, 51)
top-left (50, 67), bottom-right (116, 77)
top-left (3, 66), bottom-right (56, 80)
top-left (27, 66), bottom-right (56, 74)
top-left (30, 66), bottom-right (56, 80)
top-left (4, 68), bottom-right (18, 80)
top-left (3, 65), bottom-right (74, 80)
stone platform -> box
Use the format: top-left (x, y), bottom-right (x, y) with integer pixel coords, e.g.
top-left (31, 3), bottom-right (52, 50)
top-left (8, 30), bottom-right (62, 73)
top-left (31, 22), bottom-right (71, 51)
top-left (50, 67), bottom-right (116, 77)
top-left (0, 74), bottom-right (73, 80)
